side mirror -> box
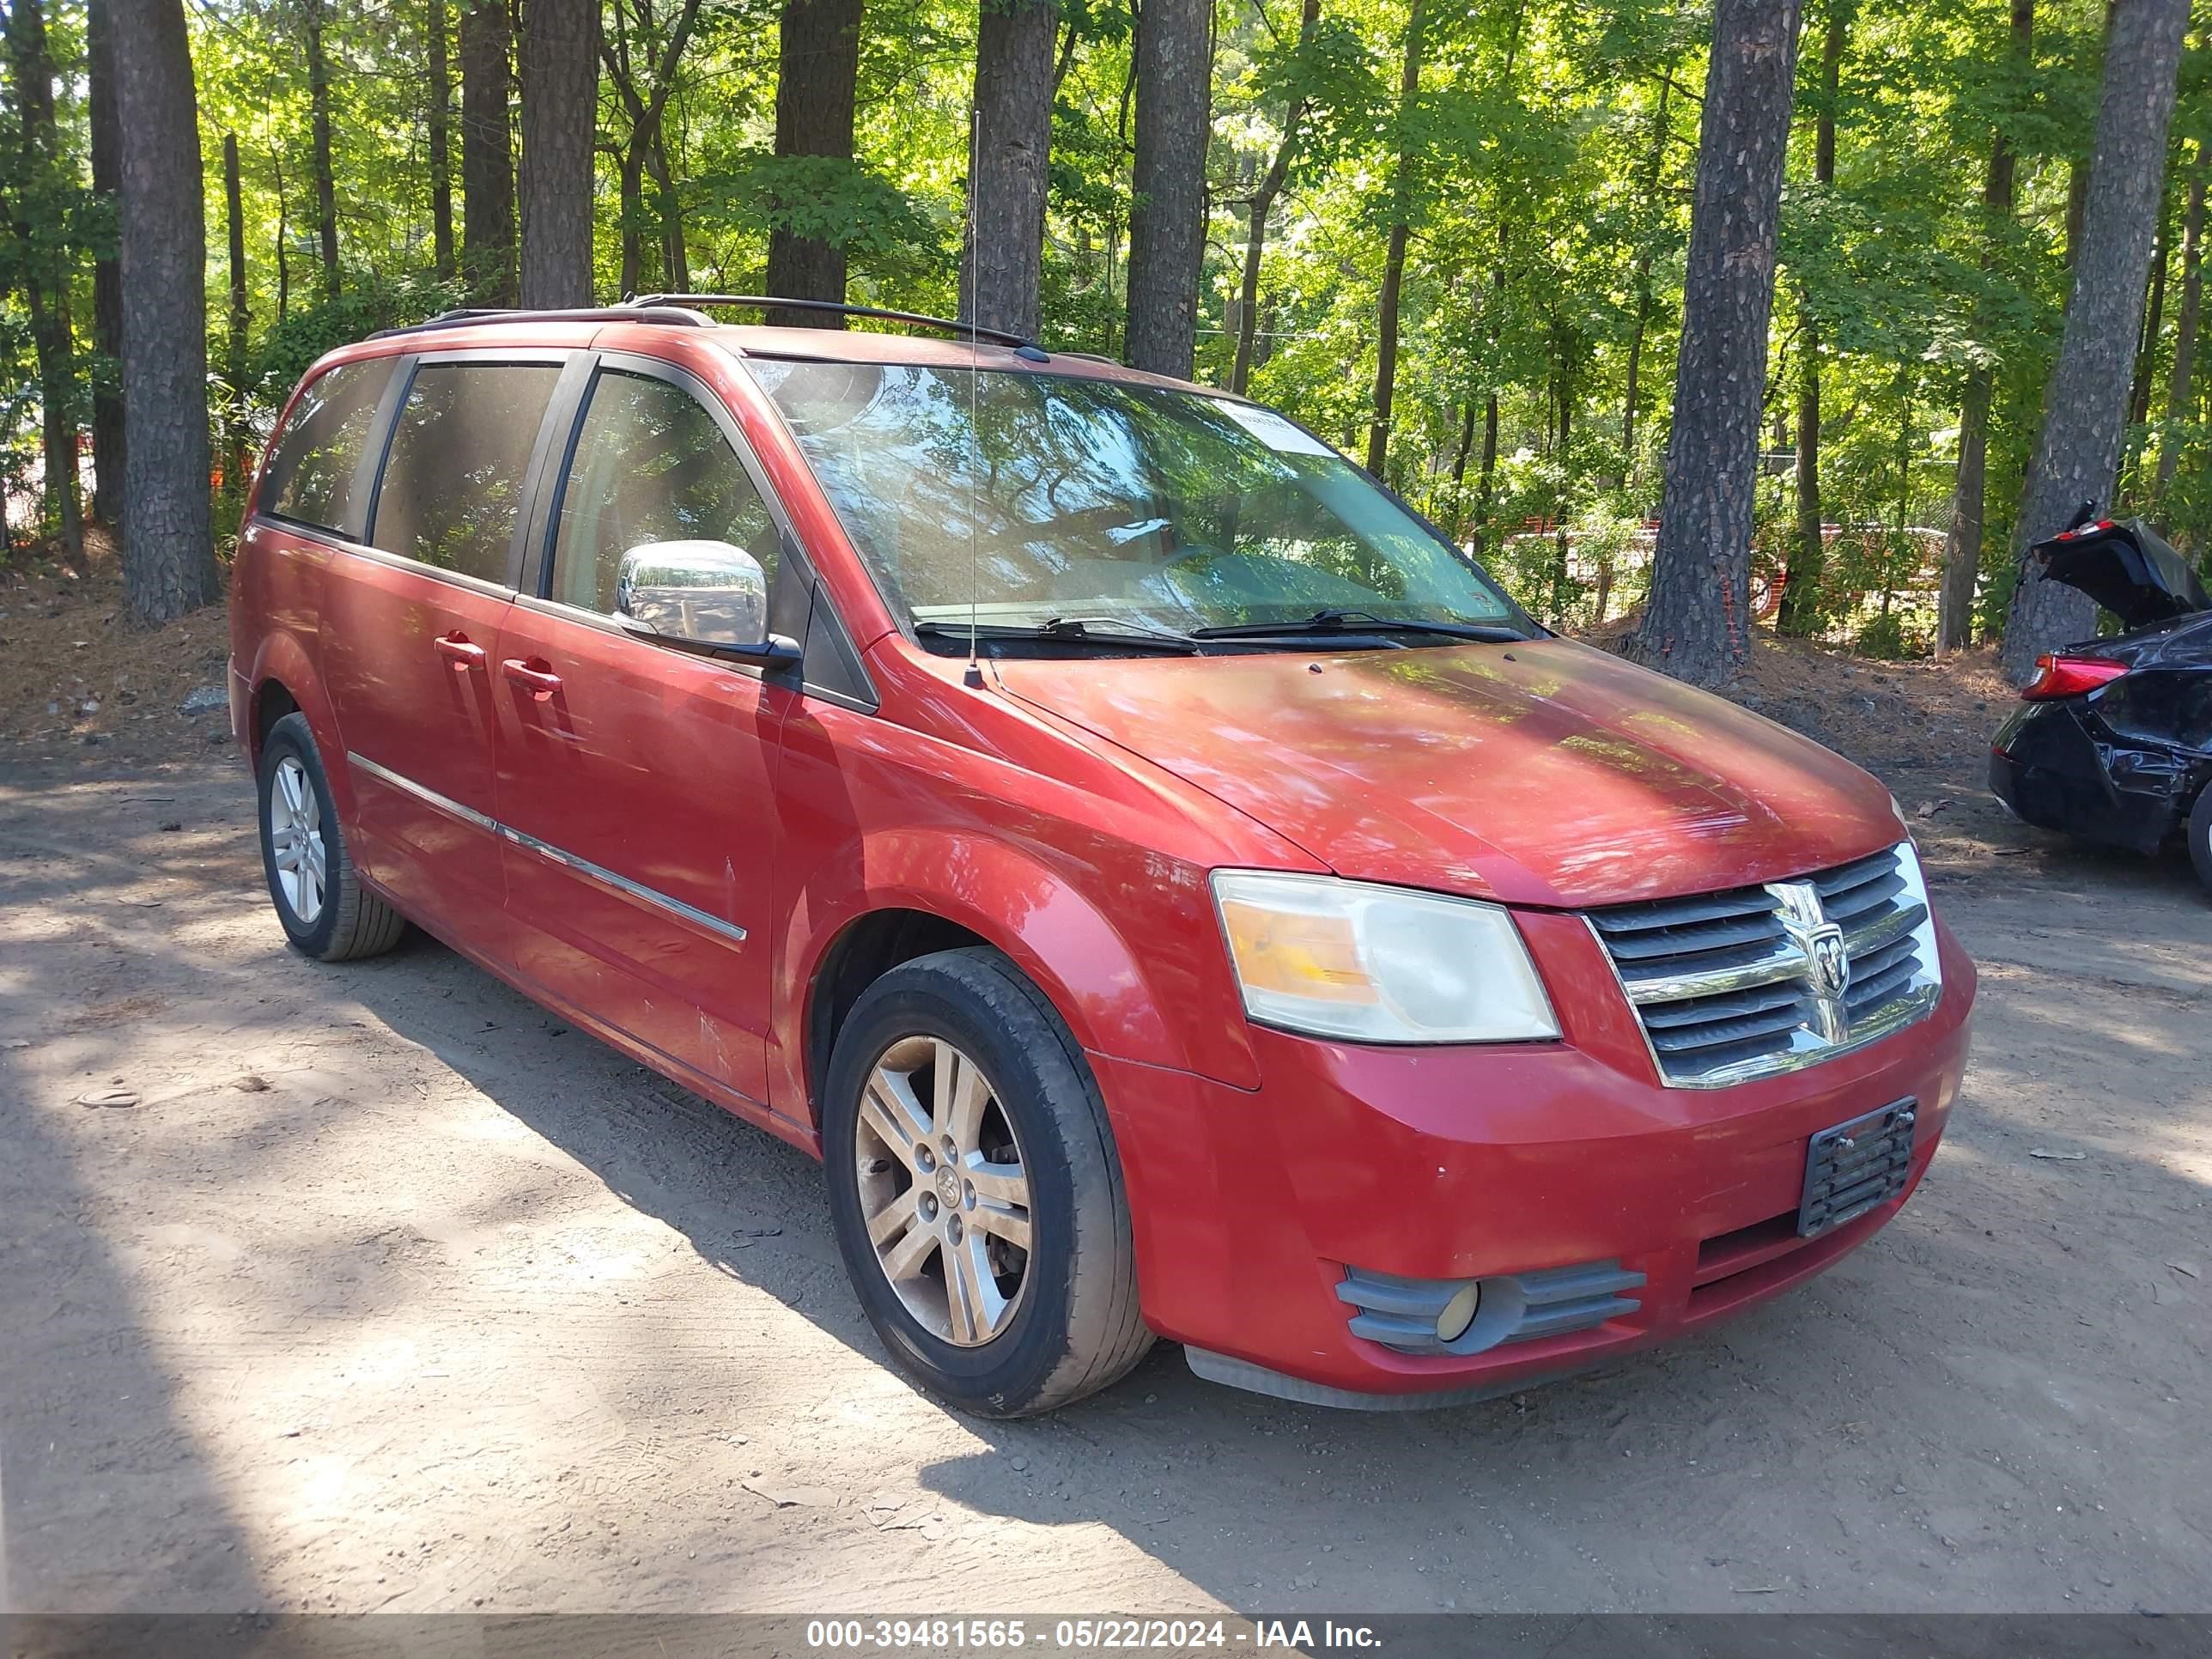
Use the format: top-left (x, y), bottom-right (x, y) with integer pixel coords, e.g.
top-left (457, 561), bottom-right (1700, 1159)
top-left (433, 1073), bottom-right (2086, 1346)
top-left (614, 541), bottom-right (801, 667)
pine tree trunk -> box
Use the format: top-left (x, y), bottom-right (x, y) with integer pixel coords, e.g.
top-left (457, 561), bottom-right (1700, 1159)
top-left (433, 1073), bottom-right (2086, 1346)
top-left (1365, 0), bottom-right (1425, 478)
top-left (1626, 0), bottom-right (1805, 687)
top-left (304, 0), bottom-right (340, 299)
top-left (1473, 394), bottom-right (1498, 551)
top-left (273, 151), bottom-right (292, 319)
top-left (1231, 0), bottom-right (1318, 397)
top-left (2154, 149), bottom-right (2204, 503)
top-left (459, 0), bottom-right (517, 305)
top-left (2128, 191), bottom-right (2172, 428)
top-left (1777, 3), bottom-right (1845, 639)
top-left (647, 128), bottom-right (688, 289)
top-left (1937, 0), bottom-right (2030, 653)
top-left (1124, 0), bottom-right (1209, 377)
top-left (112, 0), bottom-right (216, 623)
top-left (963, 0), bottom-right (1057, 339)
top-left (2001, 0), bottom-right (2191, 684)
top-left (766, 0), bottom-right (864, 323)
top-left (224, 133), bottom-right (250, 491)
top-left (428, 0), bottom-right (455, 282)
top-left (518, 0), bottom-right (599, 307)
top-left (87, 0), bottom-right (125, 526)
top-left (6, 0), bottom-right (83, 556)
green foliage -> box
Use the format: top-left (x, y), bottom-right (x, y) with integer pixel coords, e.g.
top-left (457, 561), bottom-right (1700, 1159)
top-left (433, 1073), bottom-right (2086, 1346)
top-left (0, 0), bottom-right (2199, 651)
top-left (246, 272), bottom-right (469, 407)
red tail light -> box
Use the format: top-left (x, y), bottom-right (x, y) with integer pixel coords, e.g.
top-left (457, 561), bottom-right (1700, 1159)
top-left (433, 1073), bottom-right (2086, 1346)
top-left (2021, 653), bottom-right (2128, 701)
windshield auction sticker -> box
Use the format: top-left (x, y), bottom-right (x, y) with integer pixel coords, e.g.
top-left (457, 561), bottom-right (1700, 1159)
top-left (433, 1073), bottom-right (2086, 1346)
top-left (1214, 401), bottom-right (1339, 458)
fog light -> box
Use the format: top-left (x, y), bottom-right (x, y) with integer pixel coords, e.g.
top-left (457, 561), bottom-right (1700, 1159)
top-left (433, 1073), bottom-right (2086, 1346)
top-left (1436, 1283), bottom-right (1481, 1343)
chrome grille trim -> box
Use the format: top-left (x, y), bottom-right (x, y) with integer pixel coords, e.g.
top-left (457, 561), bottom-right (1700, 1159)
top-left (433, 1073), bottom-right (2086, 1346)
top-left (1585, 841), bottom-right (1942, 1089)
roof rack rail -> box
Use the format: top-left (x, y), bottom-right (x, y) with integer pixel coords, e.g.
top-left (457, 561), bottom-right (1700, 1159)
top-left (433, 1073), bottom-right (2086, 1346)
top-left (368, 303), bottom-right (713, 339)
top-left (625, 293), bottom-right (1053, 360)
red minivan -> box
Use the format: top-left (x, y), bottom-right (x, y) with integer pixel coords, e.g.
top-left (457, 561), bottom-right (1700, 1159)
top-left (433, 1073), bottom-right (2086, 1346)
top-left (228, 299), bottom-right (1975, 1416)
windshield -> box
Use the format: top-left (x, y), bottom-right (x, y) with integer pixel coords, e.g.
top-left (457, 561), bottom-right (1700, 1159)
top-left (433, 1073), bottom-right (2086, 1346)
top-left (745, 361), bottom-right (1522, 644)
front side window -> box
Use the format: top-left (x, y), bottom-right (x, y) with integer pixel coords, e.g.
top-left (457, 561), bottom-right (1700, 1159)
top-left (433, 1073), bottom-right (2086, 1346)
top-left (370, 362), bottom-right (562, 585)
top-left (547, 369), bottom-right (778, 617)
top-left (261, 357), bottom-right (394, 538)
top-left (745, 361), bottom-right (1518, 642)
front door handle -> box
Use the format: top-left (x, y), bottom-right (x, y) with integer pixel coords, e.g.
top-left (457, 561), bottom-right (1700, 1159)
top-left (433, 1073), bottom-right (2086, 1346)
top-left (501, 658), bottom-right (562, 700)
top-left (434, 633), bottom-right (485, 672)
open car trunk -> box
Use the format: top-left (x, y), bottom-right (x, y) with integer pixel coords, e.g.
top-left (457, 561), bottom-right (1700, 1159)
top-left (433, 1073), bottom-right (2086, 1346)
top-left (2033, 517), bottom-right (2211, 631)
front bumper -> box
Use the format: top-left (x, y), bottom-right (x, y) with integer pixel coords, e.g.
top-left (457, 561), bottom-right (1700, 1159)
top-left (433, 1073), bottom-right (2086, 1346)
top-left (1095, 910), bottom-right (1975, 1406)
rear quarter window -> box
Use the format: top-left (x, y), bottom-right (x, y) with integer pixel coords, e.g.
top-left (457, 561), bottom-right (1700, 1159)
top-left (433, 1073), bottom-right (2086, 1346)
top-left (369, 361), bottom-right (563, 586)
top-left (259, 358), bottom-right (396, 538)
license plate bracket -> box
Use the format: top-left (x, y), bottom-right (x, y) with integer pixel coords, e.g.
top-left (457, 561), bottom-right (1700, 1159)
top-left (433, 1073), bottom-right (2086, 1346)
top-left (1798, 1098), bottom-right (1918, 1238)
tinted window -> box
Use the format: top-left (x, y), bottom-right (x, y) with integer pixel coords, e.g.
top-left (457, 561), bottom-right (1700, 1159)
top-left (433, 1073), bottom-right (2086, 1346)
top-left (548, 369), bottom-right (778, 616)
top-left (371, 362), bottom-right (562, 585)
top-left (261, 358), bottom-right (394, 537)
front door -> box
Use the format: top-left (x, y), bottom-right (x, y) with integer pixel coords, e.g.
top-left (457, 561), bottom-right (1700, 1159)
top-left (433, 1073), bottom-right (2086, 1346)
top-left (320, 355), bottom-right (569, 941)
top-left (491, 360), bottom-right (793, 1106)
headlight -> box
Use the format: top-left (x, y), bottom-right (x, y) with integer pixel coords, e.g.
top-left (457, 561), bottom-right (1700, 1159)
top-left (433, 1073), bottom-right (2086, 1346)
top-left (1209, 871), bottom-right (1559, 1044)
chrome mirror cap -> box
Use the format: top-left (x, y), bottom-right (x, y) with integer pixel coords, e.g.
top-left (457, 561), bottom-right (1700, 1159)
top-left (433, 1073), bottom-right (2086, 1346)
top-left (615, 539), bottom-right (774, 651)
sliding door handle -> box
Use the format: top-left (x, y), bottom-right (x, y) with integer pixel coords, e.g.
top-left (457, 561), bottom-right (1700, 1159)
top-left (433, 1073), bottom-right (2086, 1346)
top-left (501, 658), bottom-right (562, 700)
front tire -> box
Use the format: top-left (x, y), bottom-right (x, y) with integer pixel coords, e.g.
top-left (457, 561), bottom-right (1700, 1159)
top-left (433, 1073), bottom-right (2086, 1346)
top-left (256, 712), bottom-right (408, 961)
top-left (822, 948), bottom-right (1152, 1416)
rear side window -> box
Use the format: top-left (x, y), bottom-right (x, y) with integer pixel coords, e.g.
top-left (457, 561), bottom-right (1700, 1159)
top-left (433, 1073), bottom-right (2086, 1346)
top-left (260, 358), bottom-right (394, 538)
top-left (370, 362), bottom-right (562, 586)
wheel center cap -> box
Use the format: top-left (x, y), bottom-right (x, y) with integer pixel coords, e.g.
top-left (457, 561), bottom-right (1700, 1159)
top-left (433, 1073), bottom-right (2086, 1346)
top-left (936, 1167), bottom-right (962, 1207)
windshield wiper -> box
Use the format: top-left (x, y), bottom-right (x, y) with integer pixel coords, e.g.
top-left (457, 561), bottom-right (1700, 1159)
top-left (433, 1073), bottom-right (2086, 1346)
top-left (914, 617), bottom-right (1200, 653)
top-left (1188, 608), bottom-right (1526, 643)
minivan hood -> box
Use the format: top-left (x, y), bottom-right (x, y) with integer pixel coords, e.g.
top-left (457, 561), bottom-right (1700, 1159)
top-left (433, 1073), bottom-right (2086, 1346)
top-left (2034, 519), bottom-right (2210, 631)
top-left (996, 639), bottom-right (1902, 909)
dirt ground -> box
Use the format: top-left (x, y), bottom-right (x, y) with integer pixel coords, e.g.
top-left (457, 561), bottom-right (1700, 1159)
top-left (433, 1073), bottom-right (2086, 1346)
top-left (3, 583), bottom-right (2209, 1617)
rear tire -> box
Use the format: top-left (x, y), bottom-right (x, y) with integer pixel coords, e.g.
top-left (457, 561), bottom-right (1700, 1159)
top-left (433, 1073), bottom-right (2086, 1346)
top-left (2190, 785), bottom-right (2212, 898)
top-left (822, 947), bottom-right (1152, 1416)
top-left (257, 712), bottom-right (408, 962)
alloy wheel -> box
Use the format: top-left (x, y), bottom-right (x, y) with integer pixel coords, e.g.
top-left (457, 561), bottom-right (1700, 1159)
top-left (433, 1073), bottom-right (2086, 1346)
top-left (269, 755), bottom-right (327, 926)
top-left (854, 1035), bottom-right (1032, 1346)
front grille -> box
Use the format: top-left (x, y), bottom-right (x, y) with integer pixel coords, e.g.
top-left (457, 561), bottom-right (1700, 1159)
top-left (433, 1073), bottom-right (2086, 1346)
top-left (1587, 841), bottom-right (1942, 1088)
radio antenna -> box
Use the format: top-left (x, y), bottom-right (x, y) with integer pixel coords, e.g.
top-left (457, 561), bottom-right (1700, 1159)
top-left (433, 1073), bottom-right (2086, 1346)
top-left (963, 106), bottom-right (985, 689)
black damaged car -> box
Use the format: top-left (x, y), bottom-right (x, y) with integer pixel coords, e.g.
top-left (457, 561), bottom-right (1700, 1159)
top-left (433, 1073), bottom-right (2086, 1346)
top-left (1990, 507), bottom-right (2212, 894)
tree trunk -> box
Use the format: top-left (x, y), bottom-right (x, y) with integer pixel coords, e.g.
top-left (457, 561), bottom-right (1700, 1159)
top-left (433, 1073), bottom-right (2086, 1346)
top-left (2129, 189), bottom-right (2172, 428)
top-left (1364, 0), bottom-right (1425, 478)
top-left (6, 0), bottom-right (83, 555)
top-left (1626, 0), bottom-right (1804, 686)
top-left (766, 0), bottom-right (863, 323)
top-left (963, 0), bottom-right (1058, 340)
top-left (1778, 3), bottom-right (1846, 638)
top-left (1231, 0), bottom-right (1320, 396)
top-left (647, 127), bottom-right (689, 289)
top-left (2154, 148), bottom-right (2204, 503)
top-left (112, 0), bottom-right (216, 622)
top-left (1473, 394), bottom-right (1498, 551)
top-left (1124, 0), bottom-right (1210, 377)
top-left (2001, 0), bottom-right (2191, 684)
top-left (459, 0), bottom-right (517, 305)
top-left (224, 132), bottom-right (250, 492)
top-left (88, 0), bottom-right (125, 526)
top-left (602, 0), bottom-right (703, 296)
top-left (304, 0), bottom-right (340, 299)
top-left (1937, 0), bottom-right (2031, 653)
top-left (273, 149), bottom-right (292, 319)
top-left (517, 0), bottom-right (599, 307)
top-left (428, 0), bottom-right (455, 282)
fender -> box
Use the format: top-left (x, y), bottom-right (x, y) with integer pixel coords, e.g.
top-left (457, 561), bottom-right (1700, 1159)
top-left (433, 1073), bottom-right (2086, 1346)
top-left (775, 823), bottom-right (1263, 1119)
top-left (242, 624), bottom-right (355, 817)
